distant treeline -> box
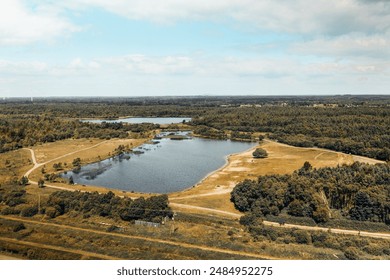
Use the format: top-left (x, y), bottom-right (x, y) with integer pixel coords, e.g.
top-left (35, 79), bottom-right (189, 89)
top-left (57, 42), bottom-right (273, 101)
top-left (191, 106), bottom-right (390, 161)
top-left (0, 115), bottom-right (158, 153)
top-left (1, 97), bottom-right (390, 160)
top-left (231, 162), bottom-right (390, 225)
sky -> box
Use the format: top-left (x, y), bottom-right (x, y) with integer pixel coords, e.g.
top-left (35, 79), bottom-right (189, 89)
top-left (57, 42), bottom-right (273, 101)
top-left (0, 0), bottom-right (389, 97)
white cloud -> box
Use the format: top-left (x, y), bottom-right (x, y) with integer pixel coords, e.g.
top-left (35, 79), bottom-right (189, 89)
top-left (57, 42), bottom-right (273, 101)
top-left (1, 54), bottom-right (389, 97)
top-left (60, 0), bottom-right (390, 36)
top-left (100, 54), bottom-right (195, 75)
top-left (291, 33), bottom-right (390, 58)
top-left (0, 0), bottom-right (78, 45)
top-left (3, 53), bottom-right (388, 82)
top-left (0, 59), bottom-right (48, 74)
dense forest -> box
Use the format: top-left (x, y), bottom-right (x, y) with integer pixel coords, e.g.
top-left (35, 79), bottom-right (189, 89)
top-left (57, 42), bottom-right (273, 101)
top-left (0, 185), bottom-right (172, 223)
top-left (1, 96), bottom-right (390, 160)
top-left (231, 162), bottom-right (390, 225)
top-left (46, 191), bottom-right (172, 222)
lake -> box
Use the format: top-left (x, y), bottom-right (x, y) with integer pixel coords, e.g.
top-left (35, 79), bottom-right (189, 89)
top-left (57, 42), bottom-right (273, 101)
top-left (62, 132), bottom-right (256, 193)
top-left (83, 117), bottom-right (191, 125)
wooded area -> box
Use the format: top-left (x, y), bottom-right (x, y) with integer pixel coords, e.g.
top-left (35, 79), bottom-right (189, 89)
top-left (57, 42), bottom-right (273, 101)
top-left (231, 162), bottom-right (390, 225)
top-left (1, 96), bottom-right (388, 160)
top-left (0, 185), bottom-right (172, 223)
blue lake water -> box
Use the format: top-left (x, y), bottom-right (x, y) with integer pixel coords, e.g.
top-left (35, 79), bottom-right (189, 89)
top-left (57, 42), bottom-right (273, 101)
top-left (62, 133), bottom-right (256, 194)
top-left (83, 117), bottom-right (191, 125)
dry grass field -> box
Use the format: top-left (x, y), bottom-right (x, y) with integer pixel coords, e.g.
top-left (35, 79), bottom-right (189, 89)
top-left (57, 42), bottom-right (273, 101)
top-left (0, 149), bottom-right (33, 184)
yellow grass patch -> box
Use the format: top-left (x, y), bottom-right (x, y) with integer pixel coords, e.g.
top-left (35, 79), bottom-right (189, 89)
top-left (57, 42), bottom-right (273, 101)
top-left (0, 149), bottom-right (33, 183)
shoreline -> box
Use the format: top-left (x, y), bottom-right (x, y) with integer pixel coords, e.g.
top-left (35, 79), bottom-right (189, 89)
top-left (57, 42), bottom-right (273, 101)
top-left (34, 136), bottom-right (258, 197)
top-left (25, 136), bottom-right (384, 198)
top-left (187, 144), bottom-right (258, 190)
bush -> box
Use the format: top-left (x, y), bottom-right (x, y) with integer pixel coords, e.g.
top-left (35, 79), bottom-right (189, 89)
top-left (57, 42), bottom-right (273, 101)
top-left (249, 226), bottom-right (278, 241)
top-left (293, 229), bottom-right (312, 244)
top-left (13, 222), bottom-right (26, 232)
top-left (1, 207), bottom-right (21, 215)
top-left (106, 225), bottom-right (119, 232)
top-left (45, 207), bottom-right (59, 219)
top-left (363, 244), bottom-right (384, 256)
top-left (20, 205), bottom-right (38, 217)
top-left (343, 247), bottom-right (360, 260)
top-left (239, 213), bottom-right (262, 226)
top-left (312, 207), bottom-right (330, 223)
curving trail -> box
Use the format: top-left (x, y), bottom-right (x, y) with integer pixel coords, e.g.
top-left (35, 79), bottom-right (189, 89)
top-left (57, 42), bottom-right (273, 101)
top-left (23, 140), bottom-right (108, 179)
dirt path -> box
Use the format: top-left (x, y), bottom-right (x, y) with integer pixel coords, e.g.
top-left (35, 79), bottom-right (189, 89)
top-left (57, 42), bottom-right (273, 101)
top-left (170, 203), bottom-right (241, 218)
top-left (170, 203), bottom-right (390, 240)
top-left (23, 140), bottom-right (108, 178)
top-left (0, 215), bottom-right (279, 260)
top-left (0, 236), bottom-right (120, 260)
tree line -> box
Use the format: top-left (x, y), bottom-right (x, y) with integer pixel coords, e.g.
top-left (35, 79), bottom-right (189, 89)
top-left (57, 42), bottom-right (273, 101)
top-left (0, 184), bottom-right (173, 223)
top-left (1, 97), bottom-right (390, 160)
top-left (0, 115), bottom-right (158, 153)
top-left (46, 190), bottom-right (172, 222)
top-left (191, 106), bottom-right (390, 161)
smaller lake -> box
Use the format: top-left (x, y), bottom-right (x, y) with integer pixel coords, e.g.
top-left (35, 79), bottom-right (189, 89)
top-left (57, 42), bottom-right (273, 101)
top-left (62, 132), bottom-right (256, 193)
top-left (83, 117), bottom-right (191, 125)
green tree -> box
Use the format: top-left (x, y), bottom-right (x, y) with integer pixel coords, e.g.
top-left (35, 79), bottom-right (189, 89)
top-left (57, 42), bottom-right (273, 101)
top-left (38, 179), bottom-right (45, 188)
top-left (20, 176), bottom-right (29, 186)
top-left (53, 162), bottom-right (63, 171)
top-left (252, 148), bottom-right (268, 158)
top-left (72, 158), bottom-right (81, 167)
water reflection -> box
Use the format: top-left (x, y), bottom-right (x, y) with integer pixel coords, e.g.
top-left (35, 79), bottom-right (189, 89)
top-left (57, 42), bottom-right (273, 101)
top-left (62, 132), bottom-right (256, 193)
